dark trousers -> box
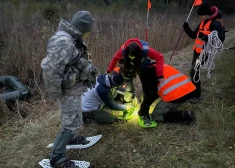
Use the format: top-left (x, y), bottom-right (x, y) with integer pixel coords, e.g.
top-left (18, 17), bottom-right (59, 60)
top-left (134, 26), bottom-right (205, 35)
top-left (83, 109), bottom-right (117, 124)
top-left (138, 65), bottom-right (159, 117)
top-left (190, 51), bottom-right (201, 98)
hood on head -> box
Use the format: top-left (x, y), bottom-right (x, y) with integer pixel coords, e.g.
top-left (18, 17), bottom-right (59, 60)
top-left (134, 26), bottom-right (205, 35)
top-left (97, 74), bottom-right (112, 88)
top-left (58, 19), bottom-right (83, 40)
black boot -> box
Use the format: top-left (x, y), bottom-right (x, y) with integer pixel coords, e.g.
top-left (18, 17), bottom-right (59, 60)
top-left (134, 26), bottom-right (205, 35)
top-left (163, 111), bottom-right (196, 125)
top-left (68, 136), bottom-right (90, 145)
top-left (50, 157), bottom-right (79, 168)
top-left (182, 111), bottom-right (196, 125)
top-left (163, 111), bottom-right (184, 123)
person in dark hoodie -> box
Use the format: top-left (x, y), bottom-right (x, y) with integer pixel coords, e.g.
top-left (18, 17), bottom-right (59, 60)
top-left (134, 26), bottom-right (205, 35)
top-left (82, 72), bottom-right (135, 124)
top-left (183, 3), bottom-right (224, 104)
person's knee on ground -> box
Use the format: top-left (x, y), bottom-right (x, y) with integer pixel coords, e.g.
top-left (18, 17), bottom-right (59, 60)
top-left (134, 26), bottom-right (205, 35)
top-left (83, 109), bottom-right (117, 124)
top-left (95, 115), bottom-right (117, 124)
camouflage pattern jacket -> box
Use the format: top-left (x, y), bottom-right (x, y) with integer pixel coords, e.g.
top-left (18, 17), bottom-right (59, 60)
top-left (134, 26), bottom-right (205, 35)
top-left (41, 19), bottom-right (98, 99)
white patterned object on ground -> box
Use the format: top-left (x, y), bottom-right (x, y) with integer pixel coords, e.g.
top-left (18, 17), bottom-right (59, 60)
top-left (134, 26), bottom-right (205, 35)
top-left (39, 159), bottom-right (90, 168)
top-left (47, 135), bottom-right (102, 149)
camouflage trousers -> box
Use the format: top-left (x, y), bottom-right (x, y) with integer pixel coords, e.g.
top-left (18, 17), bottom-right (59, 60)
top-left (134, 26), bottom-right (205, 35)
top-left (58, 93), bottom-right (83, 130)
top-left (50, 84), bottom-right (86, 162)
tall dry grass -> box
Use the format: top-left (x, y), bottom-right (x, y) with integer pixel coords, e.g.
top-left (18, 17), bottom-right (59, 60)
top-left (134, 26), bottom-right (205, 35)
top-left (0, 3), bottom-right (192, 87)
top-left (0, 1), bottom-right (234, 121)
top-left (0, 2), bottom-right (235, 168)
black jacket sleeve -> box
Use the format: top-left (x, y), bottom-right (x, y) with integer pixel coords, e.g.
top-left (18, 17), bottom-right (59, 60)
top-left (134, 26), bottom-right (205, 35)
top-left (210, 19), bottom-right (224, 42)
top-left (97, 86), bottom-right (126, 111)
top-left (184, 24), bottom-right (199, 39)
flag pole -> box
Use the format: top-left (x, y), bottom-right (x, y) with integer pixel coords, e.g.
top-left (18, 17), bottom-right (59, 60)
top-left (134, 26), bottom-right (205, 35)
top-left (146, 0), bottom-right (151, 42)
top-left (146, 9), bottom-right (150, 42)
top-left (168, 0), bottom-right (201, 63)
top-left (186, 5), bottom-right (195, 22)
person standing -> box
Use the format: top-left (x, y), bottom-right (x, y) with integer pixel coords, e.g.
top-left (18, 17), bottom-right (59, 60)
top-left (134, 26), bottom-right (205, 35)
top-left (41, 11), bottom-right (98, 168)
top-left (183, 3), bottom-right (224, 104)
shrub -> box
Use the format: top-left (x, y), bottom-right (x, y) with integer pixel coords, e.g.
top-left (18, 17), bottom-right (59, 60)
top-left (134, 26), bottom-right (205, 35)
top-left (42, 5), bottom-right (59, 22)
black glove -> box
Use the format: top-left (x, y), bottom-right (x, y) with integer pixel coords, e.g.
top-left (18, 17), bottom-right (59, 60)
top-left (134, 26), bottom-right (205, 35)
top-left (183, 22), bottom-right (189, 29)
top-left (157, 76), bottom-right (163, 80)
top-left (87, 77), bottom-right (96, 89)
top-left (198, 32), bottom-right (208, 42)
top-left (198, 32), bottom-right (205, 38)
top-left (156, 76), bottom-right (163, 84)
top-left (87, 65), bottom-right (98, 89)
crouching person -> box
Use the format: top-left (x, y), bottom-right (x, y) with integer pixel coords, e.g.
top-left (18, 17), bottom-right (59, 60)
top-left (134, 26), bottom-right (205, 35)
top-left (41, 11), bottom-right (98, 168)
top-left (140, 64), bottom-right (197, 126)
top-left (151, 64), bottom-right (196, 124)
top-left (82, 72), bottom-right (135, 124)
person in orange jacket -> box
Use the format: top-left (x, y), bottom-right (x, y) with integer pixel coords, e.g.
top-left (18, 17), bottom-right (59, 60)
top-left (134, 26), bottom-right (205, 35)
top-left (183, 3), bottom-right (224, 104)
top-left (140, 64), bottom-right (196, 125)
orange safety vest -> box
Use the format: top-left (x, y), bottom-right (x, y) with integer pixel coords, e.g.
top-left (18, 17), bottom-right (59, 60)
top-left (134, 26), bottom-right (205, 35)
top-left (113, 66), bottom-right (121, 73)
top-left (193, 20), bottom-right (212, 53)
top-left (158, 64), bottom-right (196, 102)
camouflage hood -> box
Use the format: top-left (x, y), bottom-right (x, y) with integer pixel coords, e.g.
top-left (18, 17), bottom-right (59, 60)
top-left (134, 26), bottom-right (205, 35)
top-left (58, 19), bottom-right (83, 41)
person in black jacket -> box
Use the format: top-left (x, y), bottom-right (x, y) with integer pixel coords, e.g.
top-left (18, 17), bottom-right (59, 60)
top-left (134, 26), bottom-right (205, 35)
top-left (183, 3), bottom-right (224, 104)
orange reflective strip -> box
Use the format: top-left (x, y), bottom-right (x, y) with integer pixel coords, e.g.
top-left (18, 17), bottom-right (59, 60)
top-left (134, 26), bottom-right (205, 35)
top-left (113, 67), bottom-right (120, 73)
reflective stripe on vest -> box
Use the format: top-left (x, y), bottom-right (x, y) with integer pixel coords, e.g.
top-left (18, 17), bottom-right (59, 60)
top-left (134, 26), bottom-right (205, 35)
top-left (158, 73), bottom-right (184, 91)
top-left (195, 44), bottom-right (203, 49)
top-left (158, 64), bottom-right (196, 102)
top-left (162, 78), bottom-right (191, 95)
top-left (193, 20), bottom-right (212, 53)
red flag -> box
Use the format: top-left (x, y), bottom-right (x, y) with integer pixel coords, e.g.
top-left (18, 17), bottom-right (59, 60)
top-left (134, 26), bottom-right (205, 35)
top-left (147, 0), bottom-right (151, 9)
top-left (193, 0), bottom-right (202, 6)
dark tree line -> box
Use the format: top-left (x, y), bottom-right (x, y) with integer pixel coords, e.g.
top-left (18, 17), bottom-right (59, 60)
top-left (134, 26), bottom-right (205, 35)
top-left (104, 0), bottom-right (235, 13)
top-left (3, 0), bottom-right (233, 13)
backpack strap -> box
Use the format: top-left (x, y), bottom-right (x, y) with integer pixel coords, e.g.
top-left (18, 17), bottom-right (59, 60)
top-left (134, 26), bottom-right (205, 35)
top-left (140, 40), bottom-right (149, 56)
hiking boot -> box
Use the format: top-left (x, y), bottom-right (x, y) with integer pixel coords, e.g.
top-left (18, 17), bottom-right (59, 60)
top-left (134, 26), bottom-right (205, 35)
top-left (183, 111), bottom-right (196, 125)
top-left (50, 158), bottom-right (79, 168)
top-left (142, 115), bottom-right (151, 126)
top-left (138, 115), bottom-right (157, 128)
top-left (190, 96), bottom-right (202, 104)
top-left (68, 136), bottom-right (90, 145)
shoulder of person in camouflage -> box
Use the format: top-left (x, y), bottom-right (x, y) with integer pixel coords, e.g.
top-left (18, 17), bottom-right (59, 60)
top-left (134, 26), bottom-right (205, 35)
top-left (41, 18), bottom-right (98, 97)
top-left (41, 19), bottom-right (79, 98)
top-left (58, 19), bottom-right (83, 41)
top-left (58, 19), bottom-right (99, 87)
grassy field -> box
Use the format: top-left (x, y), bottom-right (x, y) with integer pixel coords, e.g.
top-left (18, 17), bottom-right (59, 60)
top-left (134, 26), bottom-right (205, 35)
top-left (0, 2), bottom-right (235, 168)
top-left (0, 30), bottom-right (235, 168)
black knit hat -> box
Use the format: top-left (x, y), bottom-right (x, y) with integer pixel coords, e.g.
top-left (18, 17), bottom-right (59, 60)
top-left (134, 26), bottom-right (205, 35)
top-left (197, 3), bottom-right (212, 16)
top-left (110, 72), bottom-right (124, 87)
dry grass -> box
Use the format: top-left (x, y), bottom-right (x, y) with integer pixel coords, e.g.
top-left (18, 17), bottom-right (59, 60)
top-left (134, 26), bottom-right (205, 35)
top-left (0, 2), bottom-right (235, 168)
top-left (0, 3), bottom-right (192, 80)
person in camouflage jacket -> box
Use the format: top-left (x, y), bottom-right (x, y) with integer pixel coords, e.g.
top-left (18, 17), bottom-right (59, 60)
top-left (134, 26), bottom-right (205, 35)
top-left (41, 11), bottom-right (98, 168)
